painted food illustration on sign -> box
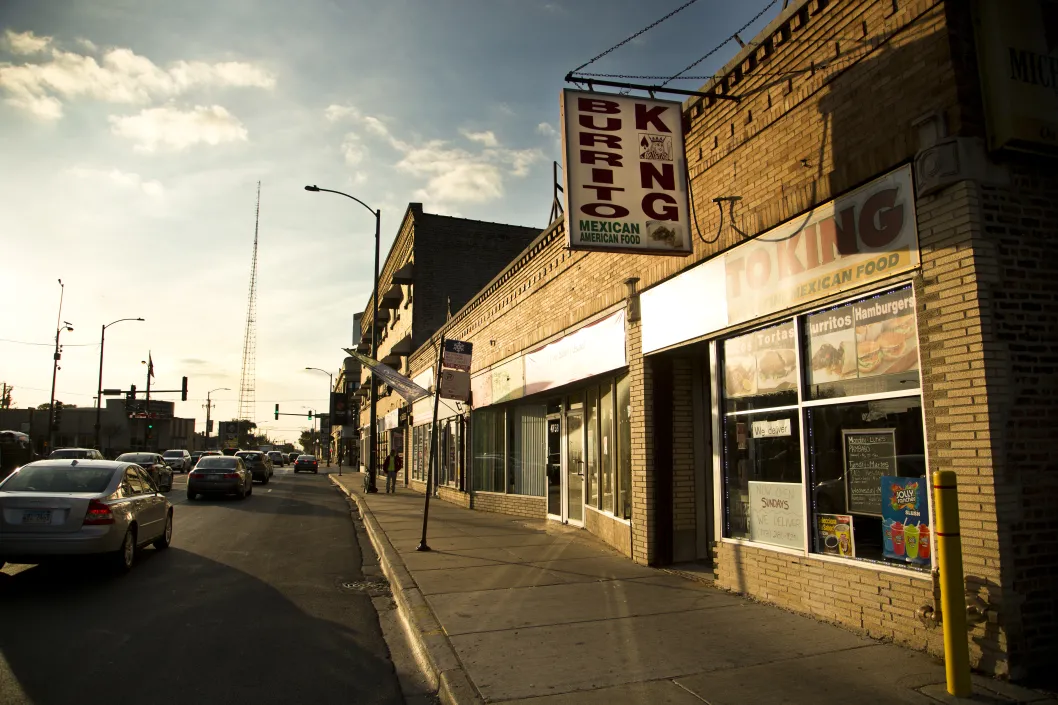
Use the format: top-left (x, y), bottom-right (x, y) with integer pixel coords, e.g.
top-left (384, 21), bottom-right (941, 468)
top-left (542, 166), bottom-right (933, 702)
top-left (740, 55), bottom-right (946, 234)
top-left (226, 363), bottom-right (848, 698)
top-left (806, 289), bottom-right (918, 386)
top-left (725, 355), bottom-right (757, 397)
top-left (756, 348), bottom-right (797, 393)
top-left (646, 220), bottom-right (684, 249)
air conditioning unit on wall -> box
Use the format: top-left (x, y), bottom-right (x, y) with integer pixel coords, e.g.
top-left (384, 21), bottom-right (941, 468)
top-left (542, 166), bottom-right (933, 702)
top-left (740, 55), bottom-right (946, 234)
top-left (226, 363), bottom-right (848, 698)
top-left (914, 136), bottom-right (996, 198)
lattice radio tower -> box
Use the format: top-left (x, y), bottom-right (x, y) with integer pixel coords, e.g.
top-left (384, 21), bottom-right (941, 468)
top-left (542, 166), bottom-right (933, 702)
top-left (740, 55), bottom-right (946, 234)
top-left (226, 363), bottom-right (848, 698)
top-left (237, 182), bottom-right (261, 437)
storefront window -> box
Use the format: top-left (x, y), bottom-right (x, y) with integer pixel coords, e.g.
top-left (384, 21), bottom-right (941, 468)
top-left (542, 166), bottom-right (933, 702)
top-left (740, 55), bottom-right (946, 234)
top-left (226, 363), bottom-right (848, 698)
top-left (586, 387), bottom-right (599, 508)
top-left (471, 408), bottom-right (505, 492)
top-left (616, 373), bottom-right (631, 520)
top-left (600, 381), bottom-right (614, 514)
top-left (804, 288), bottom-right (919, 401)
top-left (717, 286), bottom-right (930, 571)
top-left (806, 397), bottom-right (927, 570)
top-left (721, 322), bottom-right (803, 547)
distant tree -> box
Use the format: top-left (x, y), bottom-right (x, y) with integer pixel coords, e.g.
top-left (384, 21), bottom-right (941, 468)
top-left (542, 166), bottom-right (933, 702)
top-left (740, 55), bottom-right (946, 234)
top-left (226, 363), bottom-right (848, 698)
top-left (298, 429), bottom-right (319, 453)
top-left (36, 401), bottom-right (76, 410)
top-left (0, 382), bottom-right (13, 409)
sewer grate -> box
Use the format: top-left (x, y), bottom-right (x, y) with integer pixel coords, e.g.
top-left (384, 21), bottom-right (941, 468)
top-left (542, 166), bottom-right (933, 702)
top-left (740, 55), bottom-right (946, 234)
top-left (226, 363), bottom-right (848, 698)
top-left (339, 579), bottom-right (391, 597)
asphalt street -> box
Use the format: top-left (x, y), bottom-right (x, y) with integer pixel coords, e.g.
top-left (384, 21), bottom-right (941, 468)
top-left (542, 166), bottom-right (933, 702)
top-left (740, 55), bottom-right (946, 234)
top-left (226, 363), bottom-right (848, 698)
top-left (0, 466), bottom-right (406, 705)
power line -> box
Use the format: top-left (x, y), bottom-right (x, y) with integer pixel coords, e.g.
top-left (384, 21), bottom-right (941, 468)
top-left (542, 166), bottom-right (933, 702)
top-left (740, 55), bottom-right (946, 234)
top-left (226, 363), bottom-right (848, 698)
top-left (0, 338), bottom-right (100, 347)
top-left (569, 0), bottom-right (703, 75)
top-left (661, 0), bottom-right (779, 87)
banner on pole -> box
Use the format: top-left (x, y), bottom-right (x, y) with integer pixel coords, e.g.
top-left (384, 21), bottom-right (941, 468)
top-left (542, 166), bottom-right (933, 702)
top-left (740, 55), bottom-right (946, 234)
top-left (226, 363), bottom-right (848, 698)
top-left (343, 348), bottom-right (430, 403)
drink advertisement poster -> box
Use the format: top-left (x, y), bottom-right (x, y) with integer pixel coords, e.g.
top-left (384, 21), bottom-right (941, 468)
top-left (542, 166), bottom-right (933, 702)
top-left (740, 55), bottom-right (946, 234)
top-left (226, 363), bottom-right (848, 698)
top-left (723, 321), bottom-right (797, 399)
top-left (817, 513), bottom-right (855, 557)
top-left (880, 475), bottom-right (931, 566)
top-left (806, 287), bottom-right (919, 393)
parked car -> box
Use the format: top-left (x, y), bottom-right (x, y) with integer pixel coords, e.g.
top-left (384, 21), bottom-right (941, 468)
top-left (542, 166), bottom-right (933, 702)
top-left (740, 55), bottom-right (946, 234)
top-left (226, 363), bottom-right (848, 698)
top-left (187, 456), bottom-right (252, 500)
top-left (49, 448), bottom-right (105, 460)
top-left (0, 459), bottom-right (173, 572)
top-left (162, 449), bottom-right (192, 473)
top-left (293, 455), bottom-right (319, 474)
top-left (234, 451), bottom-right (272, 483)
top-left (267, 450), bottom-right (285, 467)
top-left (114, 452), bottom-right (174, 493)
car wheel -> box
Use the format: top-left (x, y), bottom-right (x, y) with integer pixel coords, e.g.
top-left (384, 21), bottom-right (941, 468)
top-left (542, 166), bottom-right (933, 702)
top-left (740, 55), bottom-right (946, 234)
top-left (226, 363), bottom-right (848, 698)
top-left (111, 527), bottom-right (136, 573)
top-left (247, 482), bottom-right (253, 496)
top-left (313, 469), bottom-right (318, 474)
top-left (153, 512), bottom-right (173, 550)
top-left (262, 474), bottom-right (270, 485)
top-left (187, 490), bottom-right (197, 501)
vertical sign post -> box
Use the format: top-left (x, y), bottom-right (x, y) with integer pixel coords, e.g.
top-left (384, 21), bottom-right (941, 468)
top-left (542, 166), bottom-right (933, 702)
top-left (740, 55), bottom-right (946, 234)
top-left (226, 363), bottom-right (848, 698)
top-left (417, 334), bottom-right (446, 553)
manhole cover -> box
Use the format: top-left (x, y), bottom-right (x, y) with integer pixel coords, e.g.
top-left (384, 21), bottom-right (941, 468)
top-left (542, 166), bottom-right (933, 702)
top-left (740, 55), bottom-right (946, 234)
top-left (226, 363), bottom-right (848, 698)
top-left (339, 579), bottom-right (391, 597)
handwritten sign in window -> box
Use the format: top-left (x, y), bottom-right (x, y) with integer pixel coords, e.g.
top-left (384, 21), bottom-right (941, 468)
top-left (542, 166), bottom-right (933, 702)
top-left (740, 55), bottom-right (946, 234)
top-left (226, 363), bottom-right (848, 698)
top-left (748, 481), bottom-right (805, 550)
top-left (842, 429), bottom-right (896, 516)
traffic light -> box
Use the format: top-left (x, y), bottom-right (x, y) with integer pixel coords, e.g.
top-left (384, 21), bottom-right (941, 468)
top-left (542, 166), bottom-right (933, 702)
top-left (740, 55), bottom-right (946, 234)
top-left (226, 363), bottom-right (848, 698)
top-left (146, 419), bottom-right (154, 440)
top-left (53, 400), bottom-right (64, 428)
top-left (181, 376), bottom-right (188, 402)
top-left (127, 384), bottom-right (137, 401)
top-left (308, 410), bottom-right (313, 420)
top-left (275, 404), bottom-right (279, 420)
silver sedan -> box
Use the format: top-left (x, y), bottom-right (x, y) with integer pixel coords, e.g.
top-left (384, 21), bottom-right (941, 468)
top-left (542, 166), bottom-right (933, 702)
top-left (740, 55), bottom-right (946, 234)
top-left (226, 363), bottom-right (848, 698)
top-left (0, 459), bottom-right (173, 573)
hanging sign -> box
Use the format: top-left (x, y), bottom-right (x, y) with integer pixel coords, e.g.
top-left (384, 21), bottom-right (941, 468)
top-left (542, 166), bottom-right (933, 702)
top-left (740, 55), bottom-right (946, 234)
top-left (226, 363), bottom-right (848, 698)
top-left (344, 348), bottom-right (430, 403)
top-left (442, 339), bottom-right (473, 372)
top-left (560, 89), bottom-right (692, 255)
top-left (438, 369), bottom-right (470, 402)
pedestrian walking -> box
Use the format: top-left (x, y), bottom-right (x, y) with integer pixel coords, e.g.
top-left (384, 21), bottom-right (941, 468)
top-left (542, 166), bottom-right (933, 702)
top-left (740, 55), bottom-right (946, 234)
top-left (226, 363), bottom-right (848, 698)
top-left (385, 449), bottom-right (401, 493)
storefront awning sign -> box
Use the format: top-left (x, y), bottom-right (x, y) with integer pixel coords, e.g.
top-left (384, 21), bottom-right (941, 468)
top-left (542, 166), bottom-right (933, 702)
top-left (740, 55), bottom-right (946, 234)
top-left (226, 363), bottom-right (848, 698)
top-left (343, 348), bottom-right (430, 403)
top-left (560, 89), bottom-right (692, 256)
top-left (524, 309), bottom-right (627, 396)
top-left (640, 165), bottom-right (920, 354)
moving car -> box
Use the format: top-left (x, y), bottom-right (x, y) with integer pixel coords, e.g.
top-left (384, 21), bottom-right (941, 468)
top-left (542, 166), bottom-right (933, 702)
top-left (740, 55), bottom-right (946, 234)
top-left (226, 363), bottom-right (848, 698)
top-left (293, 455), bottom-right (319, 474)
top-left (234, 451), bottom-right (273, 483)
top-left (187, 456), bottom-right (252, 500)
top-left (266, 450), bottom-right (285, 467)
top-left (0, 459), bottom-right (173, 572)
top-left (49, 448), bottom-right (105, 460)
top-left (162, 449), bottom-right (192, 473)
top-left (114, 452), bottom-right (174, 493)
top-left (221, 448), bottom-right (240, 456)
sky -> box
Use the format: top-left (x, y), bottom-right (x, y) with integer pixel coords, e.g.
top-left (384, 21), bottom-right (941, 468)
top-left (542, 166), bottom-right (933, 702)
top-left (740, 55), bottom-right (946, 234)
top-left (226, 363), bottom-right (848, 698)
top-left (0, 0), bottom-right (778, 445)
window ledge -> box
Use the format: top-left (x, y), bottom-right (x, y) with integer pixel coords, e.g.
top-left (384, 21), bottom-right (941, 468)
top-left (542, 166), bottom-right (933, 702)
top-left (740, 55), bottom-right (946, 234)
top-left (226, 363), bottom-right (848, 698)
top-left (585, 504), bottom-right (631, 525)
top-left (720, 537), bottom-right (934, 580)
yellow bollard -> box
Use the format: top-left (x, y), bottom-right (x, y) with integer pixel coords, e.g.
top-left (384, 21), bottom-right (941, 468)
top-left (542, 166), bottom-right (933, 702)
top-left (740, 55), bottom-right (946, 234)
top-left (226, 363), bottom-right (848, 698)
top-left (933, 470), bottom-right (972, 697)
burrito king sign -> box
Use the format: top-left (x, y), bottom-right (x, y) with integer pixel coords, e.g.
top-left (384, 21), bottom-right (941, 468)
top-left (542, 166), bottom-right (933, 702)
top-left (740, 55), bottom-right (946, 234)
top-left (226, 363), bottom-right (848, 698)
top-left (561, 89), bottom-right (692, 255)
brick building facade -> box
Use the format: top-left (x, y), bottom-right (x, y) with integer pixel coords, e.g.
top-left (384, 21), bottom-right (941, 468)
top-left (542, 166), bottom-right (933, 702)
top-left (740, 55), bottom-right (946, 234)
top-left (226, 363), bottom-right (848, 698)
top-left (374, 0), bottom-right (1057, 682)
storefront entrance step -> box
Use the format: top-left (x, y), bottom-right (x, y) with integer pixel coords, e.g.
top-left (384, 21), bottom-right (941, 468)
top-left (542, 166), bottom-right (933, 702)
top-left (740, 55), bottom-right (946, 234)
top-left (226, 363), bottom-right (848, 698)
top-left (425, 577), bottom-right (742, 636)
top-left (413, 562), bottom-right (600, 596)
top-left (448, 602), bottom-right (872, 703)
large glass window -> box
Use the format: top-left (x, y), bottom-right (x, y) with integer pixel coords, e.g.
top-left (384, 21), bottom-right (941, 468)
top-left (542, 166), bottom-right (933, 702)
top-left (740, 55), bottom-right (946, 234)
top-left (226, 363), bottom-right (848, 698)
top-left (616, 373), bottom-right (632, 520)
top-left (600, 381), bottom-right (615, 513)
top-left (586, 387), bottom-right (599, 508)
top-left (718, 285), bottom-right (929, 572)
top-left (721, 321), bottom-right (803, 548)
top-left (471, 408), bottom-right (505, 492)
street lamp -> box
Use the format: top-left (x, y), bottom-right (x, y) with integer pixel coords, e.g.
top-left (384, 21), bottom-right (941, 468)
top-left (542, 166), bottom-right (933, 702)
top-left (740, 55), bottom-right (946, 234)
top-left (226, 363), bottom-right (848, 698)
top-left (305, 366), bottom-right (333, 466)
top-left (47, 278), bottom-right (72, 453)
top-left (205, 387), bottom-right (230, 448)
top-left (94, 317), bottom-right (145, 449)
top-left (305, 184), bottom-right (381, 492)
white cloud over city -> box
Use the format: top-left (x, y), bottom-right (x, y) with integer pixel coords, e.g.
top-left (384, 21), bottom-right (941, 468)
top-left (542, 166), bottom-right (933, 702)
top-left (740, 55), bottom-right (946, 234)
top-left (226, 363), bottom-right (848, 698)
top-left (108, 105), bottom-right (248, 152)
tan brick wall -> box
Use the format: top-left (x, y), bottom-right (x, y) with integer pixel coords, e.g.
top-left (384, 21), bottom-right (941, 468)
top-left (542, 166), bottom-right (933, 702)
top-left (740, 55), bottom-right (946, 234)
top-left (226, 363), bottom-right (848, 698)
top-left (472, 491), bottom-right (546, 519)
top-left (585, 507), bottom-right (633, 558)
top-left (406, 479), bottom-right (472, 509)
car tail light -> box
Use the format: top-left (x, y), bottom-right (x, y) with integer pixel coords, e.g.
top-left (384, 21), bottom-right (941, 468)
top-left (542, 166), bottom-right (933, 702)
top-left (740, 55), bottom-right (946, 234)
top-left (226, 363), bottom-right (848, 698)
top-left (223, 473), bottom-right (239, 479)
top-left (84, 500), bottom-right (115, 525)
top-left (190, 471), bottom-right (202, 478)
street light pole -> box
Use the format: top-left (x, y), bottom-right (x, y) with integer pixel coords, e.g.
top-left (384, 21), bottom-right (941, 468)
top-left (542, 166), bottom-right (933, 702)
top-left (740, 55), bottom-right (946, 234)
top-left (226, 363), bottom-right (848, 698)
top-left (305, 367), bottom-right (334, 466)
top-left (304, 185), bottom-right (381, 493)
top-left (48, 279), bottom-right (73, 453)
top-left (205, 387), bottom-right (230, 449)
top-left (94, 317), bottom-right (145, 449)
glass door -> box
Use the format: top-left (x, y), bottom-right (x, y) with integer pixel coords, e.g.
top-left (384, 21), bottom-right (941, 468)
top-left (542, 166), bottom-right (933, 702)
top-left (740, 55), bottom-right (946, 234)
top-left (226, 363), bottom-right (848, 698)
top-left (565, 410), bottom-right (584, 524)
top-left (547, 414), bottom-right (562, 518)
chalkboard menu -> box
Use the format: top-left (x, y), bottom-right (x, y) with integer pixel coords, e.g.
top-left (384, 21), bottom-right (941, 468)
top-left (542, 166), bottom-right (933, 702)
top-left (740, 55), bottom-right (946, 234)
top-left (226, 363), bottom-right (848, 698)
top-left (842, 429), bottom-right (896, 516)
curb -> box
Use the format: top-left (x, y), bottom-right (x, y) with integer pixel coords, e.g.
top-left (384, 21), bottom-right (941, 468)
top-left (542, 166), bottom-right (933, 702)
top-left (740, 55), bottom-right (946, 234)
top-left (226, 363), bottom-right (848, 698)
top-left (331, 475), bottom-right (482, 705)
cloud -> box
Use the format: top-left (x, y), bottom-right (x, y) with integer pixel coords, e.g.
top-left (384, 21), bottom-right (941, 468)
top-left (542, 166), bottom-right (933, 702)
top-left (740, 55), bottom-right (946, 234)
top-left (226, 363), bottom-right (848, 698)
top-left (536, 122), bottom-right (557, 137)
top-left (3, 30), bottom-right (52, 55)
top-left (461, 129), bottom-right (498, 147)
top-left (0, 39), bottom-right (274, 120)
top-left (67, 166), bottom-right (164, 196)
top-left (324, 104), bottom-right (360, 122)
top-left (109, 105), bottom-right (248, 152)
top-left (340, 132), bottom-right (366, 165)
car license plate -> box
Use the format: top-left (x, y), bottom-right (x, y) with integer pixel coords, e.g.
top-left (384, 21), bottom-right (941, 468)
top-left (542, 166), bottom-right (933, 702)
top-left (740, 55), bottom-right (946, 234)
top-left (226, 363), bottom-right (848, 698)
top-left (22, 510), bottom-right (52, 525)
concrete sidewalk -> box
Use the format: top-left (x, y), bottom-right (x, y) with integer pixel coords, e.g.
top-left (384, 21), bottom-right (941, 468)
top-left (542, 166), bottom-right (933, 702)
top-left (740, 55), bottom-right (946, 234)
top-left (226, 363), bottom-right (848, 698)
top-left (332, 473), bottom-right (1054, 705)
